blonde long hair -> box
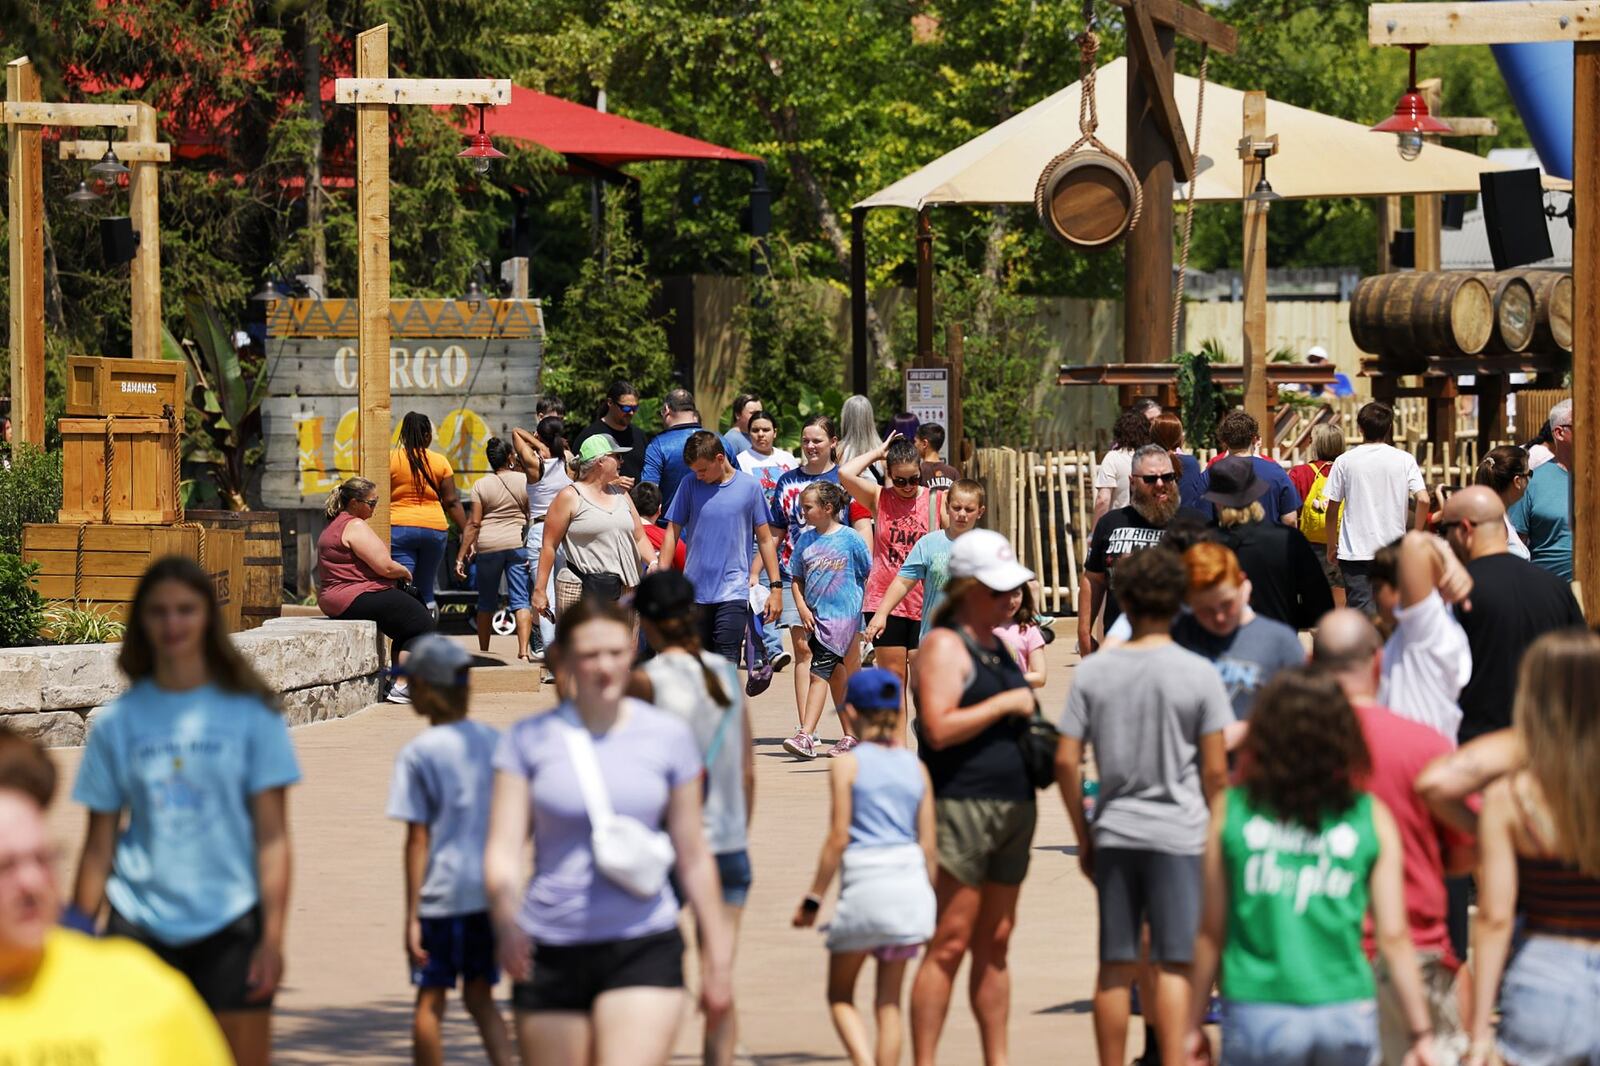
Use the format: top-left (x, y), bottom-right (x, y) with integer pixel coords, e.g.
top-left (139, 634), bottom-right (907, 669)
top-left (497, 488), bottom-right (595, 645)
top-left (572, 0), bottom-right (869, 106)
top-left (1217, 501), bottom-right (1265, 529)
top-left (325, 476), bottom-right (376, 519)
top-left (1513, 629), bottom-right (1600, 876)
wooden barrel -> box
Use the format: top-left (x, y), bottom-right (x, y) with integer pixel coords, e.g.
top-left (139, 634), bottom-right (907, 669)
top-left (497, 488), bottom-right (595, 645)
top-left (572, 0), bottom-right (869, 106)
top-left (183, 510), bottom-right (283, 629)
top-left (1035, 149), bottom-right (1140, 250)
top-left (1473, 272), bottom-right (1536, 354)
top-left (1518, 270), bottom-right (1573, 352)
top-left (1349, 272), bottom-right (1494, 372)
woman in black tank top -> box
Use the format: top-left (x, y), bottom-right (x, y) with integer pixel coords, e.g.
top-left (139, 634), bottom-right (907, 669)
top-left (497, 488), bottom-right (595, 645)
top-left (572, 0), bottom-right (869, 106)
top-left (909, 530), bottom-right (1040, 1066)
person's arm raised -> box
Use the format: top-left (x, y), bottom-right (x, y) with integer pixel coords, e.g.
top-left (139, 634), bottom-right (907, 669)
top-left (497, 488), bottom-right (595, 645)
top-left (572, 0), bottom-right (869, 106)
top-left (839, 435), bottom-right (893, 513)
top-left (511, 427), bottom-right (546, 479)
top-left (1414, 728), bottom-right (1525, 837)
top-left (914, 628), bottom-right (1035, 750)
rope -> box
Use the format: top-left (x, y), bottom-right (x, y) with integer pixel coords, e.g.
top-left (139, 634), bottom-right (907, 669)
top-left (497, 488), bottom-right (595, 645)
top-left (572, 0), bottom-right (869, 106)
top-left (102, 415), bottom-right (116, 524)
top-left (73, 522), bottom-right (88, 603)
top-left (1171, 45), bottom-right (1211, 352)
top-left (164, 404), bottom-right (207, 572)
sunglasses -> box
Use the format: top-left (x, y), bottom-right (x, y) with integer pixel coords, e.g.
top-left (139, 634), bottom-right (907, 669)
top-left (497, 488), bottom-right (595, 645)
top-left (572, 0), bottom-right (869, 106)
top-left (359, 496), bottom-right (379, 507)
top-left (890, 475), bottom-right (920, 487)
top-left (1136, 473), bottom-right (1178, 485)
top-left (1436, 519), bottom-right (1472, 535)
top-left (615, 403), bottom-right (639, 413)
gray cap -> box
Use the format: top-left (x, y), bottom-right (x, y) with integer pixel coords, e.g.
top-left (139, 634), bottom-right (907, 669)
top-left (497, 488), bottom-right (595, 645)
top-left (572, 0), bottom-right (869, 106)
top-left (391, 634), bottom-right (471, 687)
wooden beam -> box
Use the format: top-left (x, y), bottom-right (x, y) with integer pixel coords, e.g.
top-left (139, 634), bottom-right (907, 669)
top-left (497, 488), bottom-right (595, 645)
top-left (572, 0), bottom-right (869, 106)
top-left (1413, 79), bottom-right (1443, 272)
top-left (128, 102), bottom-right (162, 361)
top-left (59, 139), bottom-right (170, 162)
top-left (1574, 39), bottom-right (1600, 618)
top-left (1376, 194), bottom-right (1402, 273)
top-left (1435, 116), bottom-right (1499, 137)
top-left (1128, 0), bottom-right (1196, 182)
top-left (1, 101), bottom-right (138, 127)
top-left (1106, 0), bottom-right (1238, 53)
top-left (355, 26), bottom-right (394, 540)
top-left (333, 78), bottom-right (511, 106)
top-left (1241, 90), bottom-right (1272, 447)
top-left (916, 209), bottom-right (935, 360)
top-left (1369, 1), bottom-right (1600, 44)
top-left (1125, 17), bottom-right (1177, 365)
top-left (6, 58), bottom-right (44, 446)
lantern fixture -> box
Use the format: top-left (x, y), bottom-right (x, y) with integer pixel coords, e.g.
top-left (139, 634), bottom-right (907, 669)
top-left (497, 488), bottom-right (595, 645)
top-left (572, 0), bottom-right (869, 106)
top-left (66, 179), bottom-right (104, 210)
top-left (89, 129), bottom-right (130, 178)
top-left (1250, 148), bottom-right (1283, 209)
top-left (1371, 45), bottom-right (1453, 161)
top-left (457, 104), bottom-right (507, 176)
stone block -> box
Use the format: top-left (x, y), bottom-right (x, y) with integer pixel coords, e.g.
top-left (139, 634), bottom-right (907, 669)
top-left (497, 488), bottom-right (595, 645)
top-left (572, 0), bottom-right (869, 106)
top-left (280, 675), bottom-right (382, 727)
top-left (32, 644), bottom-right (126, 710)
top-left (0, 651), bottom-right (44, 714)
top-left (236, 619), bottom-right (379, 691)
top-left (1, 710), bottom-right (86, 748)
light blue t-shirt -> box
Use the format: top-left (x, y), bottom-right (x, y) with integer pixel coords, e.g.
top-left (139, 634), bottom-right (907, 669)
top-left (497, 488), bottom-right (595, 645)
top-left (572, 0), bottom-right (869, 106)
top-left (1508, 460), bottom-right (1572, 580)
top-left (722, 428), bottom-right (752, 460)
top-left (666, 469), bottom-right (772, 604)
top-left (72, 680), bottom-right (301, 945)
top-left (898, 530), bottom-right (955, 639)
top-left (641, 422), bottom-right (705, 511)
top-left (385, 719), bottom-right (501, 918)
top-left (794, 525), bottom-right (873, 654)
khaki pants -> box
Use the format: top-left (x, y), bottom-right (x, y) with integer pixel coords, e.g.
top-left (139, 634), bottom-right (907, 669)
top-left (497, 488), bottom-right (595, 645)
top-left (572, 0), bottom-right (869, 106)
top-left (1373, 951), bottom-right (1466, 1066)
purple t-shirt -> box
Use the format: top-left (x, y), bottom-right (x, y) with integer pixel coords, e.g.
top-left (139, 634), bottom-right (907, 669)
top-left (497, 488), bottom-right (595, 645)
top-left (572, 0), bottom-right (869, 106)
top-left (665, 470), bottom-right (772, 605)
top-left (492, 700), bottom-right (701, 945)
top-left (793, 525), bottom-right (873, 656)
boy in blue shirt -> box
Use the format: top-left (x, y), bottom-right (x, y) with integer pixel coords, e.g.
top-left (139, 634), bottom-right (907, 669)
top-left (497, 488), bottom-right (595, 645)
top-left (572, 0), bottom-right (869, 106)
top-left (385, 635), bottom-right (513, 1065)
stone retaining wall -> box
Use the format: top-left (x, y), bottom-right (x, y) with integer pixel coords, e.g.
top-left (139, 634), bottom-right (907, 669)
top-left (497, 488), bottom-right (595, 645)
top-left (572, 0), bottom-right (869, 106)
top-left (0, 618), bottom-right (382, 747)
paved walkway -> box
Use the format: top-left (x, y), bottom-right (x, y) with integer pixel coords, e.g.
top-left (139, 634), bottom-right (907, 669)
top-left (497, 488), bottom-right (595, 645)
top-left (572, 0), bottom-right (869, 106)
top-left (44, 634), bottom-right (1106, 1064)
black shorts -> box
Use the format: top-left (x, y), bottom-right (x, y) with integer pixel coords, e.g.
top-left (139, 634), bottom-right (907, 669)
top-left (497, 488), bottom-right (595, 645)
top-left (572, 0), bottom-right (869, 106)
top-left (412, 911), bottom-right (498, 989)
top-left (1093, 847), bottom-right (1202, 964)
top-left (512, 927), bottom-right (684, 1012)
top-left (109, 906), bottom-right (268, 1011)
top-left (873, 614), bottom-right (922, 649)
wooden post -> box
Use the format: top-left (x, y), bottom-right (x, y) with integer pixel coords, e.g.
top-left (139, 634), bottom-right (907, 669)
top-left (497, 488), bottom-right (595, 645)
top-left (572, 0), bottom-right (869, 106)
top-left (1413, 78), bottom-right (1443, 272)
top-left (1241, 91), bottom-right (1273, 447)
top-left (6, 58), bottom-right (43, 446)
top-left (916, 209), bottom-right (935, 361)
top-left (355, 25), bottom-right (393, 540)
top-left (1376, 195), bottom-right (1402, 273)
top-left (128, 102), bottom-right (162, 360)
top-left (1575, 39), bottom-right (1599, 618)
top-left (1125, 20), bottom-right (1177, 364)
top-left (947, 321), bottom-right (965, 465)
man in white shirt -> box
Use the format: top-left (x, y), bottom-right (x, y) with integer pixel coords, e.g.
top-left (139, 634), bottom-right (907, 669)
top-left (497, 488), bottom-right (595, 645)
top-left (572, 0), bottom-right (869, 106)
top-left (1368, 531), bottom-right (1474, 742)
top-left (1324, 401), bottom-right (1430, 614)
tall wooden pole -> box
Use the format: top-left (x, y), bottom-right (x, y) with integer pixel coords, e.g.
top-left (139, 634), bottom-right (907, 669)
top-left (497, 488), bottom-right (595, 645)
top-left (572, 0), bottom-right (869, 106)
top-left (1413, 78), bottom-right (1443, 271)
top-left (128, 102), bottom-right (162, 360)
top-left (6, 58), bottom-right (43, 446)
top-left (915, 208), bottom-right (935, 361)
top-left (1376, 195), bottom-right (1402, 272)
top-left (1241, 91), bottom-right (1273, 447)
top-left (1573, 40), bottom-right (1599, 617)
top-left (1125, 22), bottom-right (1176, 364)
top-left (355, 25), bottom-right (393, 539)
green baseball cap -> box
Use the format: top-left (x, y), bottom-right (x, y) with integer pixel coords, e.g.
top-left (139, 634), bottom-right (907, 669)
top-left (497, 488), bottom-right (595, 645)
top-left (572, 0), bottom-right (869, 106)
top-left (576, 434), bottom-right (632, 463)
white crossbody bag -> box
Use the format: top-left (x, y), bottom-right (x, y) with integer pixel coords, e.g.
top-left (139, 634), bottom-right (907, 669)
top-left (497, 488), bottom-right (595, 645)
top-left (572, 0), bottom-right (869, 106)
top-left (559, 714), bottom-right (676, 900)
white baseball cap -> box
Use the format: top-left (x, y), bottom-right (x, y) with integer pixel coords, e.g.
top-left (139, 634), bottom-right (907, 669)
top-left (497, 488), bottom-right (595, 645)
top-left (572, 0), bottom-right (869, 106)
top-left (948, 529), bottom-right (1035, 591)
top-left (1306, 345), bottom-right (1330, 362)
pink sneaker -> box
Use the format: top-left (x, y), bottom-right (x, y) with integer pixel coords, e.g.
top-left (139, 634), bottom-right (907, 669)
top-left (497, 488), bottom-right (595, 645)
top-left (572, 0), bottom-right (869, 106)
top-left (782, 732), bottom-right (817, 759)
top-left (825, 736), bottom-right (858, 757)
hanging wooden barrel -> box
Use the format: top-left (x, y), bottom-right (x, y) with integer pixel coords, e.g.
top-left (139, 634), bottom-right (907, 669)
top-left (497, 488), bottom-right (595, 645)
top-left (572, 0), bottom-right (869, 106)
top-left (1518, 270), bottom-right (1573, 352)
top-left (1472, 272), bottom-right (1536, 354)
top-left (1349, 272), bottom-right (1494, 372)
top-left (1035, 149), bottom-right (1140, 250)
top-left (183, 510), bottom-right (284, 629)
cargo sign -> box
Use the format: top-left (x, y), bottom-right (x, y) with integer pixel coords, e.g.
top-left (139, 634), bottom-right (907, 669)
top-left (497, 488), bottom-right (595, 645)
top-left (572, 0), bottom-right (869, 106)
top-left (260, 299), bottom-right (544, 509)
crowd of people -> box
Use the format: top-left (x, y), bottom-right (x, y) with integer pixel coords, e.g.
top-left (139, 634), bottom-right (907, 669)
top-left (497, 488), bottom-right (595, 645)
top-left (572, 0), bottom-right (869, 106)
top-left (2, 386), bottom-right (1595, 1066)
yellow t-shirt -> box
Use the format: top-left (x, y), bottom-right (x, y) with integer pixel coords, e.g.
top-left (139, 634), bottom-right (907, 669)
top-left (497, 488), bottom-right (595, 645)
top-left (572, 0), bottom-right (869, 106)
top-left (0, 928), bottom-right (232, 1064)
top-left (389, 448), bottom-right (455, 530)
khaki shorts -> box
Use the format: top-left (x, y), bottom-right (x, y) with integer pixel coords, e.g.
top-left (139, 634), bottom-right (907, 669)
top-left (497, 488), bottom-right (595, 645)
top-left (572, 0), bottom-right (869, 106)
top-left (935, 796), bottom-right (1037, 887)
top-left (1374, 951), bottom-right (1465, 1066)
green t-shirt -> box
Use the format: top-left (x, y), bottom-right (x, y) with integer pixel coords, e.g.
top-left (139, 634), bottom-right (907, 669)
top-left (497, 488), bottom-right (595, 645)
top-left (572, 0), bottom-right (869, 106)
top-left (1220, 788), bottom-right (1378, 1005)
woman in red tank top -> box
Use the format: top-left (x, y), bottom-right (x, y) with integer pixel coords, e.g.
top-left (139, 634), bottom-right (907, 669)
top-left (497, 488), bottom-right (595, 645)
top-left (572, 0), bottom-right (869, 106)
top-left (840, 432), bottom-right (943, 742)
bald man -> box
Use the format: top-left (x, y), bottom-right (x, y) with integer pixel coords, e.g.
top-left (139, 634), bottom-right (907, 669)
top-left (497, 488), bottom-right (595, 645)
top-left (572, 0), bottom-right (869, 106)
top-left (1312, 611), bottom-right (1475, 1065)
top-left (1437, 486), bottom-right (1584, 745)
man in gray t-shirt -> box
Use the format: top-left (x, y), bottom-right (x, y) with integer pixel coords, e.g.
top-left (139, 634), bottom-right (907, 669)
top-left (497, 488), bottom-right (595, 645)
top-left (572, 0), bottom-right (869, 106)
top-left (1055, 546), bottom-right (1232, 1066)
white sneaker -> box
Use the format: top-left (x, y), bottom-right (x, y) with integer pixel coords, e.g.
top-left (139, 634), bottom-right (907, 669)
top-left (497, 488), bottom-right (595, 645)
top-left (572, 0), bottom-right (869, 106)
top-left (386, 679), bottom-right (411, 704)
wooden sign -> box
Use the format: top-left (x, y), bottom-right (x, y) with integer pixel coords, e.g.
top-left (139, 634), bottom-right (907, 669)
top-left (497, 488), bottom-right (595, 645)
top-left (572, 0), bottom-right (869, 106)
top-left (259, 298), bottom-right (544, 509)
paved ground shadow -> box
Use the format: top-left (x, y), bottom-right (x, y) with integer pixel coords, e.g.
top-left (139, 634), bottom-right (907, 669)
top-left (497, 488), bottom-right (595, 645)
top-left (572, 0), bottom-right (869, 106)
top-left (275, 996), bottom-right (500, 1062)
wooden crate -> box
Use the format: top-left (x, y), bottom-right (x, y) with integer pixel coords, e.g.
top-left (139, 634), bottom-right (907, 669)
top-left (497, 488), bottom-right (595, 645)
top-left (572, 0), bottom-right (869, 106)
top-left (65, 356), bottom-right (186, 419)
top-left (184, 511), bottom-right (281, 629)
top-left (23, 523), bottom-right (245, 632)
top-left (58, 416), bottom-right (179, 525)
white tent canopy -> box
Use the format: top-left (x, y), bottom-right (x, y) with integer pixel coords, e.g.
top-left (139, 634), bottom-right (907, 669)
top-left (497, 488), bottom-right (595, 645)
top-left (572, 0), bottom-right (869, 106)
top-left (855, 57), bottom-right (1564, 210)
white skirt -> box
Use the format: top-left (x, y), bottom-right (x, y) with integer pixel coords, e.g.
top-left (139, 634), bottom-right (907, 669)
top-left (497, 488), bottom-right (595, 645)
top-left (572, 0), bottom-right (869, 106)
top-left (824, 843), bottom-right (936, 954)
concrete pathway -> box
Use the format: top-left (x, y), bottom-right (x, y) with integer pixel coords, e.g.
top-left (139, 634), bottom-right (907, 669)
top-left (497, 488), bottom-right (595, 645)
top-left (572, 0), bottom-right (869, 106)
top-left (44, 633), bottom-right (1107, 1064)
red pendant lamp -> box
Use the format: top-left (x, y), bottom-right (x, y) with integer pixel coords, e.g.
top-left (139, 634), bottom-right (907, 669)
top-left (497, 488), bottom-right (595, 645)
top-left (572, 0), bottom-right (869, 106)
top-left (1371, 45), bottom-right (1453, 161)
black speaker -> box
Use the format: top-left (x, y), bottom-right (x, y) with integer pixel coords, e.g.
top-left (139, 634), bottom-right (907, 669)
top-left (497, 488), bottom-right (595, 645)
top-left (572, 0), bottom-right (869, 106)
top-left (1442, 194), bottom-right (1467, 231)
top-left (1389, 229), bottom-right (1415, 270)
top-left (99, 216), bottom-right (139, 266)
top-left (1479, 169), bottom-right (1553, 269)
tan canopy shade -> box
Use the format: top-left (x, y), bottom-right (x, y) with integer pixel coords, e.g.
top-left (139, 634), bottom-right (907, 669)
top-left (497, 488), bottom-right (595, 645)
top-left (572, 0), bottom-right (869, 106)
top-left (855, 57), bottom-right (1567, 209)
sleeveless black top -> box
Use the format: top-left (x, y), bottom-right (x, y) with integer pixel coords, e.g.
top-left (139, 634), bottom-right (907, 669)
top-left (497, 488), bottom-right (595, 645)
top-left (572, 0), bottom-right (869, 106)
top-left (918, 626), bottom-right (1033, 803)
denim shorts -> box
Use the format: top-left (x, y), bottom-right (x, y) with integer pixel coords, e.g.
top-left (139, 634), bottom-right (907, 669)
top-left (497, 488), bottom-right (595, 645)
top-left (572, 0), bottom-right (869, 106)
top-left (474, 547), bottom-right (531, 613)
top-left (1496, 935), bottom-right (1600, 1066)
top-left (717, 849), bottom-right (753, 908)
top-left (1220, 998), bottom-right (1378, 1066)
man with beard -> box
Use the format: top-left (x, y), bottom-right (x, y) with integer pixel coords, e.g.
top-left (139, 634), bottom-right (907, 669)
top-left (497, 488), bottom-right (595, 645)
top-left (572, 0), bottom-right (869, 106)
top-left (1079, 445), bottom-right (1206, 656)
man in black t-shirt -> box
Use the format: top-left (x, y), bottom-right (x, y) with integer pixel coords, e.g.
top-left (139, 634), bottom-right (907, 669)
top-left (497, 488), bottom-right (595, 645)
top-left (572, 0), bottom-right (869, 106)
top-left (1439, 487), bottom-right (1585, 742)
top-left (1079, 445), bottom-right (1208, 655)
top-left (571, 379), bottom-right (648, 484)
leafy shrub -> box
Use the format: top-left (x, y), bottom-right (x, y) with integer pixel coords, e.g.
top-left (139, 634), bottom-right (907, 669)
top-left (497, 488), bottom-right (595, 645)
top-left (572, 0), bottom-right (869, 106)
top-left (41, 601), bottom-right (126, 645)
top-left (0, 554), bottom-right (44, 648)
top-left (0, 445), bottom-right (63, 557)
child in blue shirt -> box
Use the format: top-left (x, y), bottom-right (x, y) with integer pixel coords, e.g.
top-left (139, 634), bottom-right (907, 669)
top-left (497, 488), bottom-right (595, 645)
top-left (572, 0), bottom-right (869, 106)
top-left (786, 481), bottom-right (874, 760)
top-left (385, 635), bottom-right (513, 1065)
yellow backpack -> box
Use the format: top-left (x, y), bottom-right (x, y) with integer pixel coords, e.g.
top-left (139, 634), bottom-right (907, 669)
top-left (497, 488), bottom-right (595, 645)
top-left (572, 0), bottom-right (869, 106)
top-left (1299, 462), bottom-right (1334, 544)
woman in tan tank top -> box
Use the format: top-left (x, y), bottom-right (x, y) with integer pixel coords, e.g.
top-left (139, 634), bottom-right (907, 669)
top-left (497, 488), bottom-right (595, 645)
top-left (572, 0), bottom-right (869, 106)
top-left (456, 438), bottom-right (532, 660)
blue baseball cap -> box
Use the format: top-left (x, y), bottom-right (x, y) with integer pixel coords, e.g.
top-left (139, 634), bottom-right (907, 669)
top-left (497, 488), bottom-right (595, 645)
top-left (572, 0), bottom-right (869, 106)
top-left (390, 633), bottom-right (472, 687)
top-left (845, 667), bottom-right (902, 711)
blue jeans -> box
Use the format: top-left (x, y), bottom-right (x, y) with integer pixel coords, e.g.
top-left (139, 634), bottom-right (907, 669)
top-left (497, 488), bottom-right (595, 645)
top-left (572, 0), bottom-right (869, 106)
top-left (524, 532), bottom-right (559, 649)
top-left (475, 547), bottom-right (530, 613)
top-left (699, 600), bottom-right (750, 663)
top-left (1220, 998), bottom-right (1379, 1066)
top-left (1341, 559), bottom-right (1375, 616)
top-left (1497, 935), bottom-right (1600, 1066)
top-left (391, 526), bottom-right (449, 607)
